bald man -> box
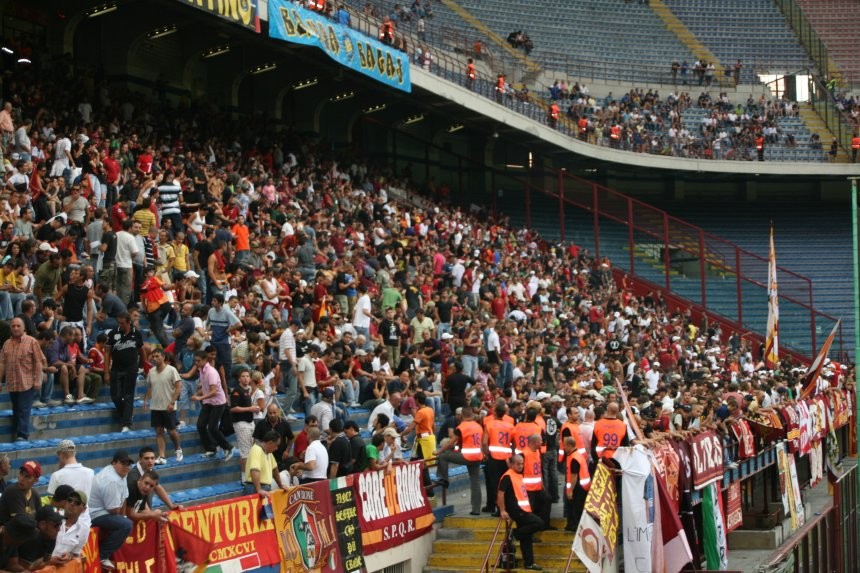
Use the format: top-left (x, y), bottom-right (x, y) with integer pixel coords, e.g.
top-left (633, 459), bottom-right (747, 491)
top-left (592, 402), bottom-right (628, 463)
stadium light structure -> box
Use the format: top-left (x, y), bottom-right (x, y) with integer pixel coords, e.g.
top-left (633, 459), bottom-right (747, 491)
top-left (85, 2), bottom-right (118, 17)
top-left (292, 78), bottom-right (318, 90)
top-left (362, 104), bottom-right (386, 114)
top-left (402, 114), bottom-right (424, 126)
top-left (329, 91), bottom-right (355, 102)
top-left (447, 124), bottom-right (464, 133)
top-left (147, 25), bottom-right (177, 40)
top-left (201, 44), bottom-right (230, 59)
top-left (249, 62), bottom-right (277, 75)
top-left (1, 47), bottom-right (12, 54)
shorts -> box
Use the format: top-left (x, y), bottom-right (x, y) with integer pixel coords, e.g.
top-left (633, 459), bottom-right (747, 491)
top-left (233, 421), bottom-right (255, 458)
top-left (151, 410), bottom-right (177, 431)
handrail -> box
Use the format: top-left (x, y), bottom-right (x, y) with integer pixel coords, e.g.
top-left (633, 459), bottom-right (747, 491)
top-left (479, 518), bottom-right (507, 573)
top-left (771, 0), bottom-right (840, 85)
top-left (808, 74), bottom-right (857, 155)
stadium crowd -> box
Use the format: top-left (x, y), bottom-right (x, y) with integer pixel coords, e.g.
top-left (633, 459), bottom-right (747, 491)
top-left (0, 41), bottom-right (854, 573)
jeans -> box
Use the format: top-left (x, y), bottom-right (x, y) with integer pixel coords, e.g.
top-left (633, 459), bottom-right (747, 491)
top-left (242, 483), bottom-right (271, 495)
top-left (353, 326), bottom-right (371, 350)
top-left (302, 387), bottom-right (319, 417)
top-left (499, 359), bottom-right (513, 388)
top-left (212, 342), bottom-right (232, 386)
top-left (280, 362), bottom-right (297, 413)
top-left (340, 379), bottom-right (357, 405)
top-left (461, 355), bottom-right (479, 379)
top-left (39, 373), bottom-right (54, 404)
top-left (427, 395), bottom-right (442, 417)
top-left (197, 403), bottom-right (231, 453)
top-left (147, 303), bottom-right (172, 347)
top-left (542, 450), bottom-right (559, 502)
top-left (0, 291), bottom-right (13, 320)
top-left (178, 376), bottom-right (199, 417)
top-left (91, 514), bottom-right (132, 560)
top-left (110, 367), bottom-right (138, 427)
top-left (9, 388), bottom-right (35, 439)
top-left (162, 213), bottom-right (183, 238)
top-left (115, 267), bottom-right (133, 306)
top-left (438, 451), bottom-right (482, 513)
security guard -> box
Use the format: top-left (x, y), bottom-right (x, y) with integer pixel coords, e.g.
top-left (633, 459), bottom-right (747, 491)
top-left (483, 401), bottom-right (514, 515)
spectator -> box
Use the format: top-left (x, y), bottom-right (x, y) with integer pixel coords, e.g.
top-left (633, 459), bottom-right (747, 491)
top-left (88, 450), bottom-right (134, 571)
top-left (47, 439), bottom-right (94, 497)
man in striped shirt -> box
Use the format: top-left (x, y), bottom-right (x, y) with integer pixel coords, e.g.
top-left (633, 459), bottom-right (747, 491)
top-left (0, 318), bottom-right (47, 441)
top-left (157, 170), bottom-right (183, 238)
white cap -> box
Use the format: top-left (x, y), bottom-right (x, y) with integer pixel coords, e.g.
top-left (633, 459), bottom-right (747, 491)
top-left (535, 391), bottom-right (551, 401)
top-left (38, 242), bottom-right (58, 253)
top-left (441, 333), bottom-right (454, 340)
top-left (184, 270), bottom-right (200, 279)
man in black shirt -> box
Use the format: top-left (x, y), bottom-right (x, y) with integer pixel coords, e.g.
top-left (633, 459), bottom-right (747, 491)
top-left (444, 361), bottom-right (471, 412)
top-left (253, 404), bottom-right (295, 471)
top-left (0, 513), bottom-right (39, 571)
top-left (497, 454), bottom-right (544, 571)
top-left (378, 307), bottom-right (401, 367)
top-left (327, 419), bottom-right (352, 478)
top-left (344, 421), bottom-right (367, 472)
top-left (105, 312), bottom-right (144, 432)
top-left (125, 470), bottom-right (168, 523)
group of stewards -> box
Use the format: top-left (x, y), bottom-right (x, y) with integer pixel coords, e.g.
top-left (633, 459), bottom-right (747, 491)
top-left (432, 399), bottom-right (630, 571)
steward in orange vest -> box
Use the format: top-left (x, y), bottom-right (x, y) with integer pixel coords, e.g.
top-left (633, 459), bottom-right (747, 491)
top-left (513, 407), bottom-right (544, 454)
top-left (548, 103), bottom-right (559, 128)
top-left (756, 135), bottom-right (765, 161)
top-left (852, 133), bottom-right (859, 162)
top-left (435, 407), bottom-right (484, 515)
top-left (558, 408), bottom-right (586, 463)
top-left (466, 59), bottom-right (476, 85)
top-left (497, 454), bottom-right (545, 569)
top-left (562, 436), bottom-right (590, 531)
top-left (379, 17), bottom-right (394, 45)
top-left (592, 402), bottom-right (628, 462)
top-left (522, 434), bottom-right (551, 528)
top-left (483, 401), bottom-right (514, 515)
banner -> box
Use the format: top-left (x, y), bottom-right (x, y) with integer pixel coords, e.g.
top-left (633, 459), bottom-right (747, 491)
top-left (573, 464), bottom-right (619, 572)
top-left (689, 431), bottom-right (724, 490)
top-left (82, 529), bottom-right (100, 573)
top-left (787, 453), bottom-right (805, 529)
top-left (115, 521), bottom-right (177, 573)
top-left (765, 223), bottom-right (779, 368)
top-left (268, 0), bottom-right (412, 93)
top-left (167, 495), bottom-right (281, 572)
top-left (271, 481), bottom-right (341, 572)
top-left (353, 462), bottom-right (434, 554)
top-left (330, 476), bottom-right (367, 573)
top-left (702, 482), bottom-right (728, 571)
top-left (182, 0), bottom-right (260, 32)
top-left (725, 481), bottom-right (742, 533)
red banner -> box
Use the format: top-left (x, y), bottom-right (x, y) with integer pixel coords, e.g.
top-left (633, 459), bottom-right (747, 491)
top-left (271, 480), bottom-right (342, 572)
top-left (167, 494), bottom-right (281, 571)
top-left (689, 431), bottom-right (724, 490)
top-left (724, 481), bottom-right (742, 533)
top-left (353, 462), bottom-right (434, 554)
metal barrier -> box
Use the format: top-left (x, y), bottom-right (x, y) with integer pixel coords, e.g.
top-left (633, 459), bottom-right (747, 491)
top-left (479, 518), bottom-right (509, 573)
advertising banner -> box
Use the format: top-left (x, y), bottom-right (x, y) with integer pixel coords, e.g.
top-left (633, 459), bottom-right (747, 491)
top-left (572, 463), bottom-right (619, 572)
top-left (271, 481), bottom-right (342, 572)
top-left (268, 0), bottom-right (411, 93)
top-left (181, 0), bottom-right (260, 32)
top-left (689, 431), bottom-right (724, 490)
top-left (167, 494), bottom-right (281, 572)
top-left (353, 461), bottom-right (434, 554)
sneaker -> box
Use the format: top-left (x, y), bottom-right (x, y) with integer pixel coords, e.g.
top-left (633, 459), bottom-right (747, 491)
top-left (175, 449), bottom-right (184, 462)
top-left (177, 421), bottom-right (187, 429)
top-left (523, 565), bottom-right (543, 571)
top-left (121, 426), bottom-right (132, 433)
top-left (286, 415), bottom-right (299, 422)
top-left (349, 402), bottom-right (361, 408)
top-left (101, 558), bottom-right (117, 571)
top-left (32, 400), bottom-right (47, 408)
top-left (15, 437), bottom-right (25, 442)
top-left (76, 397), bottom-right (95, 404)
top-left (46, 399), bottom-right (63, 407)
top-left (223, 448), bottom-right (235, 462)
top-left (64, 394), bottom-right (75, 405)
top-left (154, 457), bottom-right (167, 465)
top-left (201, 451), bottom-right (216, 458)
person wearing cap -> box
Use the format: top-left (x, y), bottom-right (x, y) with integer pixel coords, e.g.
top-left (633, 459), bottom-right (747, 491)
top-left (104, 311), bottom-right (145, 433)
top-left (0, 460), bottom-right (42, 525)
top-left (89, 450), bottom-right (133, 570)
top-left (47, 439), bottom-right (94, 498)
top-left (0, 316), bottom-right (47, 441)
top-left (50, 489), bottom-right (89, 564)
top-left (17, 505), bottom-right (62, 569)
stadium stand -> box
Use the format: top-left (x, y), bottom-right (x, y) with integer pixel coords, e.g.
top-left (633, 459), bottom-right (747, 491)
top-left (794, 0), bottom-right (860, 87)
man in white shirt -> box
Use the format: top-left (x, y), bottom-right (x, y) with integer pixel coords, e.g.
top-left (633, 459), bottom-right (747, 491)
top-left (367, 393), bottom-right (401, 432)
top-left (47, 440), bottom-right (94, 497)
top-left (297, 344), bottom-right (320, 416)
top-left (52, 489), bottom-right (91, 561)
top-left (351, 284), bottom-right (373, 351)
top-left (293, 427), bottom-right (328, 483)
top-left (278, 319), bottom-right (301, 421)
top-left (114, 219), bottom-right (140, 305)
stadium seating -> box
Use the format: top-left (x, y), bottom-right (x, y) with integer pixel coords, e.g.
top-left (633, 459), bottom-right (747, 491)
top-left (794, 0), bottom-right (860, 87)
top-left (661, 0), bottom-right (813, 83)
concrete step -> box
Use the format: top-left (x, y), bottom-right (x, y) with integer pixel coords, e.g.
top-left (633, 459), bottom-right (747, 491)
top-left (427, 553), bottom-right (573, 568)
top-left (444, 516), bottom-right (567, 530)
top-left (433, 539), bottom-right (573, 556)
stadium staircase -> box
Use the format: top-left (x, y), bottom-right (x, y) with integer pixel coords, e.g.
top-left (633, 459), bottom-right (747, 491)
top-left (647, 0), bottom-right (731, 87)
top-left (424, 516), bottom-right (583, 573)
top-left (797, 102), bottom-right (848, 161)
top-left (792, 0), bottom-right (860, 87)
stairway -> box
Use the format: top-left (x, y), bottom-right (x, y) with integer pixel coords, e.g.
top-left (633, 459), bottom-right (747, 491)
top-left (424, 516), bottom-right (586, 572)
top-left (437, 0), bottom-right (542, 84)
top-left (798, 102), bottom-right (849, 162)
top-left (648, 0), bottom-right (732, 87)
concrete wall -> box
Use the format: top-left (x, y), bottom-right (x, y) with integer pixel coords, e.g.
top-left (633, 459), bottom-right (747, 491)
top-left (364, 530), bottom-right (436, 573)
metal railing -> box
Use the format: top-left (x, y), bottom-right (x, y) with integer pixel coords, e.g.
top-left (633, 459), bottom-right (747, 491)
top-left (479, 518), bottom-right (509, 573)
top-left (771, 0), bottom-right (834, 83)
top-left (808, 74), bottom-right (858, 155)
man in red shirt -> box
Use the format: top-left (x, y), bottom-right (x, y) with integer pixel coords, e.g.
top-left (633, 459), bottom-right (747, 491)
top-left (136, 145), bottom-right (154, 177)
top-left (109, 197), bottom-right (129, 232)
top-left (292, 415), bottom-right (319, 461)
top-left (102, 148), bottom-right (121, 206)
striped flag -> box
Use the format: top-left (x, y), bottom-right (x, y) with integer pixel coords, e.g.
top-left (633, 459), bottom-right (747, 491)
top-left (799, 319), bottom-right (841, 400)
top-left (702, 482), bottom-right (728, 570)
top-left (765, 224), bottom-right (779, 368)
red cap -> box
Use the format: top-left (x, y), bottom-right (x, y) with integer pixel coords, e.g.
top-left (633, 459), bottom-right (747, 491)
top-left (20, 461), bottom-right (41, 479)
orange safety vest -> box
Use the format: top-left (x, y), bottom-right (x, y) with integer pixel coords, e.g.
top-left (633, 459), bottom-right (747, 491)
top-left (578, 117), bottom-right (588, 132)
top-left (485, 417), bottom-right (514, 460)
top-left (558, 421), bottom-right (585, 462)
top-left (312, 0), bottom-right (325, 11)
top-left (593, 418), bottom-right (626, 460)
top-left (458, 420), bottom-right (484, 461)
top-left (852, 137), bottom-right (860, 149)
top-left (379, 21), bottom-right (394, 40)
top-left (513, 421), bottom-right (541, 454)
top-left (610, 125), bottom-right (621, 139)
top-left (756, 136), bottom-right (764, 150)
top-left (466, 63), bottom-right (476, 80)
top-left (496, 76), bottom-right (505, 92)
top-left (522, 447), bottom-right (543, 491)
top-left (550, 103), bottom-right (559, 119)
top-left (565, 450), bottom-right (591, 492)
top-left (501, 469), bottom-right (532, 512)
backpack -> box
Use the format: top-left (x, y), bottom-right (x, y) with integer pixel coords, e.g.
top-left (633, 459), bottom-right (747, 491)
top-left (497, 528), bottom-right (517, 571)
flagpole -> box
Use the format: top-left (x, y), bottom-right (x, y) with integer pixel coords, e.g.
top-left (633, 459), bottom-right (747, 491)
top-left (850, 176), bottom-right (859, 557)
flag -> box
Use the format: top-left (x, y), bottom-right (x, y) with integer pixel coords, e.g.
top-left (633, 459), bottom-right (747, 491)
top-left (702, 482), bottom-right (728, 571)
top-left (572, 512), bottom-right (609, 573)
top-left (765, 224), bottom-right (779, 368)
top-left (799, 320), bottom-right (841, 400)
top-left (651, 468), bottom-right (693, 573)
